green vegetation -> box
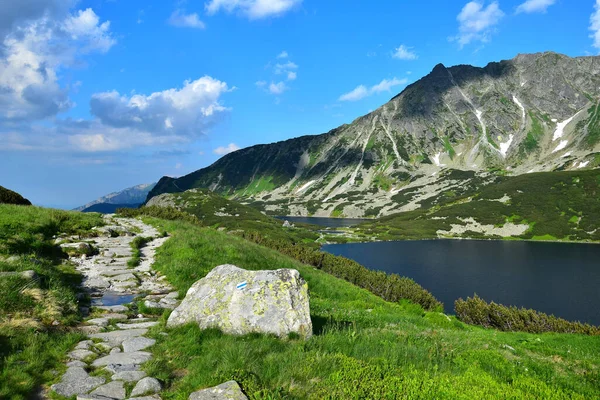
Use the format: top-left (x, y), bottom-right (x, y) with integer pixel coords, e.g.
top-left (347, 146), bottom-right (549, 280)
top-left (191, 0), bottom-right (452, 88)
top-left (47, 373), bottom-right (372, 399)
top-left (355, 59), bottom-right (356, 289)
top-left (0, 185), bottom-right (31, 206)
top-left (522, 112), bottom-right (544, 153)
top-left (584, 103), bottom-right (600, 147)
top-left (442, 137), bottom-right (456, 159)
top-left (0, 205), bottom-right (103, 399)
top-left (128, 236), bottom-right (152, 268)
top-left (140, 217), bottom-right (600, 399)
top-left (359, 170), bottom-right (600, 242)
top-left (373, 173), bottom-right (394, 191)
top-left (455, 295), bottom-right (599, 335)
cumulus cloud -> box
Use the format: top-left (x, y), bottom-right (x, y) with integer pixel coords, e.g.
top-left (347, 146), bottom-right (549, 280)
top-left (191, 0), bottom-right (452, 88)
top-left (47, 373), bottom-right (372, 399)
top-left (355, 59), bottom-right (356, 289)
top-left (213, 142), bottom-right (240, 155)
top-left (90, 76), bottom-right (231, 137)
top-left (205, 0), bottom-right (302, 19)
top-left (168, 9), bottom-right (206, 29)
top-left (516, 0), bottom-right (556, 14)
top-left (268, 81), bottom-right (287, 94)
top-left (277, 50), bottom-right (288, 58)
top-left (287, 71), bottom-right (297, 81)
top-left (392, 45), bottom-right (418, 60)
top-left (339, 78), bottom-right (408, 102)
top-left (454, 1), bottom-right (504, 47)
top-left (0, 4), bottom-right (115, 121)
top-left (591, 0), bottom-right (600, 49)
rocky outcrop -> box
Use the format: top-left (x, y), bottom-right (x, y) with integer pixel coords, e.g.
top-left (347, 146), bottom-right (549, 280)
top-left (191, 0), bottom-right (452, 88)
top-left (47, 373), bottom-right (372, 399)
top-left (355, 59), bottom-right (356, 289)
top-left (167, 265), bottom-right (312, 339)
top-left (188, 381), bottom-right (248, 400)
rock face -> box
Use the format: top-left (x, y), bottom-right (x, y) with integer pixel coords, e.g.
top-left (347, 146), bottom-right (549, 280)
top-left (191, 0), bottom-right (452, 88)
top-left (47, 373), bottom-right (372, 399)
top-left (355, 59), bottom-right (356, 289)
top-left (188, 381), bottom-right (248, 400)
top-left (167, 265), bottom-right (312, 338)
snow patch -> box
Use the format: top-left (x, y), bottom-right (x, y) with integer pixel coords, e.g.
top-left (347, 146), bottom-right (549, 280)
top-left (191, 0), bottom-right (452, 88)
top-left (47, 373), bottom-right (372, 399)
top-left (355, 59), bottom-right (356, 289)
top-left (560, 152), bottom-right (571, 158)
top-left (296, 180), bottom-right (316, 194)
top-left (512, 96), bottom-right (525, 129)
top-left (552, 110), bottom-right (583, 141)
top-left (499, 134), bottom-right (514, 158)
top-left (551, 118), bottom-right (558, 123)
top-left (551, 140), bottom-right (568, 153)
top-left (432, 152), bottom-right (446, 167)
top-left (576, 161), bottom-right (590, 169)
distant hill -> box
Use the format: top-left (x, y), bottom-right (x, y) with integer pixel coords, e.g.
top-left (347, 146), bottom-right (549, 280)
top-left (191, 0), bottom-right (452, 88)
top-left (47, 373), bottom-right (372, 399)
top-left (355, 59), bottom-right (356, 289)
top-left (81, 203), bottom-right (141, 214)
top-left (0, 185), bottom-right (31, 205)
top-left (75, 183), bottom-right (156, 212)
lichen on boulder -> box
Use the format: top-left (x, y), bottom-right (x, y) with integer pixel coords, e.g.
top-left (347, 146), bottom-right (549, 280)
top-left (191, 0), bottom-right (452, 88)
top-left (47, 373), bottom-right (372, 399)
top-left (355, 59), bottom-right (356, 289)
top-left (167, 264), bottom-right (312, 339)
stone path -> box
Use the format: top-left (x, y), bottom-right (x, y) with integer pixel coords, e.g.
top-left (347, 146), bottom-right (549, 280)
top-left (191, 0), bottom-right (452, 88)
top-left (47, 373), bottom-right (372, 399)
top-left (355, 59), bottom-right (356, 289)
top-left (49, 215), bottom-right (179, 400)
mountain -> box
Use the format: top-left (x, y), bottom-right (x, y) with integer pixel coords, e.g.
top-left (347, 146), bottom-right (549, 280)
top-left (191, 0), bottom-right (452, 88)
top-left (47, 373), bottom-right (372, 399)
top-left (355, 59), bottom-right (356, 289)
top-left (147, 52), bottom-right (600, 218)
top-left (0, 185), bottom-right (31, 205)
top-left (75, 183), bottom-right (156, 212)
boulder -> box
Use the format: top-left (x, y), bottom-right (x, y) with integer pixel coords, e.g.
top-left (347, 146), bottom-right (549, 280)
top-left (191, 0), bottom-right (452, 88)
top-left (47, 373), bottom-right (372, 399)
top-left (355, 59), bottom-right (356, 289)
top-left (188, 381), bottom-right (247, 400)
top-left (130, 377), bottom-right (162, 397)
top-left (50, 366), bottom-right (105, 397)
top-left (167, 265), bottom-right (312, 338)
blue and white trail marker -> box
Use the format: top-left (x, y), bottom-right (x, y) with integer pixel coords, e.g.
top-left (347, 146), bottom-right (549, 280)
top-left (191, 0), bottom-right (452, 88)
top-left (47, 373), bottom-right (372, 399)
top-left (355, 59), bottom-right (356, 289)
top-left (236, 281), bottom-right (247, 290)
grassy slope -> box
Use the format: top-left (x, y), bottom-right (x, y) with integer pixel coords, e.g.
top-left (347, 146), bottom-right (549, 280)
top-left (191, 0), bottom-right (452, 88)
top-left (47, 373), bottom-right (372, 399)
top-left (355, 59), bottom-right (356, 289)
top-left (142, 218), bottom-right (600, 399)
top-left (0, 205), bottom-right (103, 399)
top-left (0, 185), bottom-right (32, 206)
top-left (358, 169), bottom-right (600, 242)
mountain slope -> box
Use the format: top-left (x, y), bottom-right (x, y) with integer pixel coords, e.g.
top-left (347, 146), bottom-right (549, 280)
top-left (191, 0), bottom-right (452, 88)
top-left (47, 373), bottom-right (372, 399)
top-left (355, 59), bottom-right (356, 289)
top-left (148, 52), bottom-right (600, 217)
top-left (0, 185), bottom-right (31, 205)
top-left (75, 183), bottom-right (156, 212)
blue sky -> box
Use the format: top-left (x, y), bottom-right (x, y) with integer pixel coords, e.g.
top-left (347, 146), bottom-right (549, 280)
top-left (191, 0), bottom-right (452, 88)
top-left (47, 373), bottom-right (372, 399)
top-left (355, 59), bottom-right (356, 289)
top-left (1, 0), bottom-right (599, 208)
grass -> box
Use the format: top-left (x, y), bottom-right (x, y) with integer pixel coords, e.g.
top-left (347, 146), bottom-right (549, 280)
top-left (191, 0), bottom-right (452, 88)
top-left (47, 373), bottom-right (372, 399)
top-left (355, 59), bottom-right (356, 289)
top-left (0, 205), bottom-right (103, 399)
top-left (128, 236), bottom-right (152, 268)
top-left (142, 217), bottom-right (600, 399)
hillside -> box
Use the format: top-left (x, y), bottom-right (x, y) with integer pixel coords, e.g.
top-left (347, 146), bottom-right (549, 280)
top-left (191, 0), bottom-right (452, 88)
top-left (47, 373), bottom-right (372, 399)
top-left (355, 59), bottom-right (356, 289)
top-left (353, 169), bottom-right (600, 242)
top-left (147, 52), bottom-right (600, 218)
top-left (81, 202), bottom-right (141, 213)
top-left (75, 182), bottom-right (156, 212)
top-left (0, 185), bottom-right (31, 206)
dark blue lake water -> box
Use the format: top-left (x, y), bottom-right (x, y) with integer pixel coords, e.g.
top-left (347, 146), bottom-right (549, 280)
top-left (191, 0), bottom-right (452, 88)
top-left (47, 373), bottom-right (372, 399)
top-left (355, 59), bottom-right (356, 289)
top-left (322, 240), bottom-right (600, 325)
top-left (275, 216), bottom-right (369, 228)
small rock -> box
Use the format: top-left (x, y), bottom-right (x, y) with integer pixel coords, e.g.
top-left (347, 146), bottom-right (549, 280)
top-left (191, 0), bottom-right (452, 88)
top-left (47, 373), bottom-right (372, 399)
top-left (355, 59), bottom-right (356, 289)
top-left (188, 381), bottom-right (248, 400)
top-left (502, 344), bottom-right (516, 352)
top-left (104, 364), bottom-right (140, 374)
top-left (111, 370), bottom-right (147, 382)
top-left (131, 377), bottom-right (162, 397)
top-left (97, 305), bottom-right (129, 312)
top-left (90, 328), bottom-right (149, 346)
top-left (90, 380), bottom-right (126, 400)
top-left (68, 349), bottom-right (97, 361)
top-left (66, 360), bottom-right (87, 368)
top-left (76, 395), bottom-right (115, 400)
top-left (79, 325), bottom-right (102, 335)
top-left (110, 347), bottom-right (122, 354)
top-left (75, 340), bottom-right (93, 350)
top-left (87, 318), bottom-right (109, 327)
top-left (129, 396), bottom-right (162, 400)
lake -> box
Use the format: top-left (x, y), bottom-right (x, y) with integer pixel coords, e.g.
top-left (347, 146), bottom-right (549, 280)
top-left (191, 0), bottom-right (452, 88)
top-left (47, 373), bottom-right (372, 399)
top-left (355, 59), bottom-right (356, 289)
top-left (275, 216), bottom-right (369, 228)
top-left (322, 239), bottom-right (600, 325)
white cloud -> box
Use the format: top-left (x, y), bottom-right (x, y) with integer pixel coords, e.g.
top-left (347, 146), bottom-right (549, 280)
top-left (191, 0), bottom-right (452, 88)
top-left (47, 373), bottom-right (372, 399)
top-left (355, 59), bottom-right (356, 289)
top-left (205, 0), bottom-right (302, 19)
top-left (269, 81), bottom-right (287, 94)
top-left (255, 80), bottom-right (267, 87)
top-left (277, 50), bottom-right (288, 58)
top-left (392, 45), bottom-right (418, 60)
top-left (168, 9), bottom-right (206, 29)
top-left (454, 1), bottom-right (504, 47)
top-left (339, 78), bottom-right (408, 102)
top-left (0, 5), bottom-right (115, 121)
top-left (516, 0), bottom-right (555, 14)
top-left (339, 85), bottom-right (369, 102)
top-left (274, 61), bottom-right (298, 74)
top-left (213, 142), bottom-right (240, 155)
top-left (90, 76), bottom-right (231, 137)
top-left (287, 71), bottom-right (297, 81)
top-left (591, 0), bottom-right (600, 49)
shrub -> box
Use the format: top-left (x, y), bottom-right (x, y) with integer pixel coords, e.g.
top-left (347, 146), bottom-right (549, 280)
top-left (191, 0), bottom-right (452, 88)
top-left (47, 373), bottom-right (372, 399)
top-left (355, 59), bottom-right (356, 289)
top-left (455, 295), bottom-right (600, 335)
top-left (0, 186), bottom-right (31, 206)
top-left (117, 206), bottom-right (199, 224)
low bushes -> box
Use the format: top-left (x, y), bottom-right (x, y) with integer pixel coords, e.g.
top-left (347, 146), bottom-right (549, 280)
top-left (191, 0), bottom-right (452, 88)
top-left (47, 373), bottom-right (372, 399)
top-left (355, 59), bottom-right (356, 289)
top-left (455, 295), bottom-right (600, 335)
top-left (117, 206), bottom-right (199, 224)
top-left (235, 231), bottom-right (443, 312)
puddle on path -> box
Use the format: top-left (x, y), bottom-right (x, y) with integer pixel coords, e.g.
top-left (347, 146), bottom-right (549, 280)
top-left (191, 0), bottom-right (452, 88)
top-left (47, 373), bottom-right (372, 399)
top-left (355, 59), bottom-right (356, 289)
top-left (91, 292), bottom-right (136, 306)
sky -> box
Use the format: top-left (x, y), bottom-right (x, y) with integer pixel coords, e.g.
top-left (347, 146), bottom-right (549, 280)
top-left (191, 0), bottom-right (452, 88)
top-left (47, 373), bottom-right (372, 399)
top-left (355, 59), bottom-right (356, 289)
top-left (1, 0), bottom-right (599, 209)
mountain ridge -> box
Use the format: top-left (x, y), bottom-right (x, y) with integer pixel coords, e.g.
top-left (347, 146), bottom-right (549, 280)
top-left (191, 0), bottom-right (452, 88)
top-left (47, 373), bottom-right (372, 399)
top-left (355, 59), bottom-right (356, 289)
top-left (75, 182), bottom-right (156, 212)
top-left (147, 52), bottom-right (600, 218)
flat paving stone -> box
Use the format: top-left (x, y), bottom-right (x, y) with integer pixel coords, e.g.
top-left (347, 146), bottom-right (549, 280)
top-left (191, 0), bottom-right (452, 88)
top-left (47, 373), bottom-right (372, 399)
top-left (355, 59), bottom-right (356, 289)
top-left (123, 337), bottom-right (156, 352)
top-left (90, 380), bottom-right (126, 400)
top-left (51, 367), bottom-right (105, 397)
top-left (92, 351), bottom-right (153, 367)
top-left (75, 340), bottom-right (93, 350)
top-left (96, 305), bottom-right (129, 312)
top-left (116, 321), bottom-right (158, 330)
top-left (104, 363), bottom-right (140, 374)
top-left (69, 349), bottom-right (97, 361)
top-left (90, 328), bottom-right (148, 346)
top-left (86, 318), bottom-right (109, 327)
top-left (112, 370), bottom-right (147, 382)
top-left (66, 360), bottom-right (88, 367)
top-left (131, 377), bottom-right (162, 397)
top-left (129, 396), bottom-right (162, 400)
